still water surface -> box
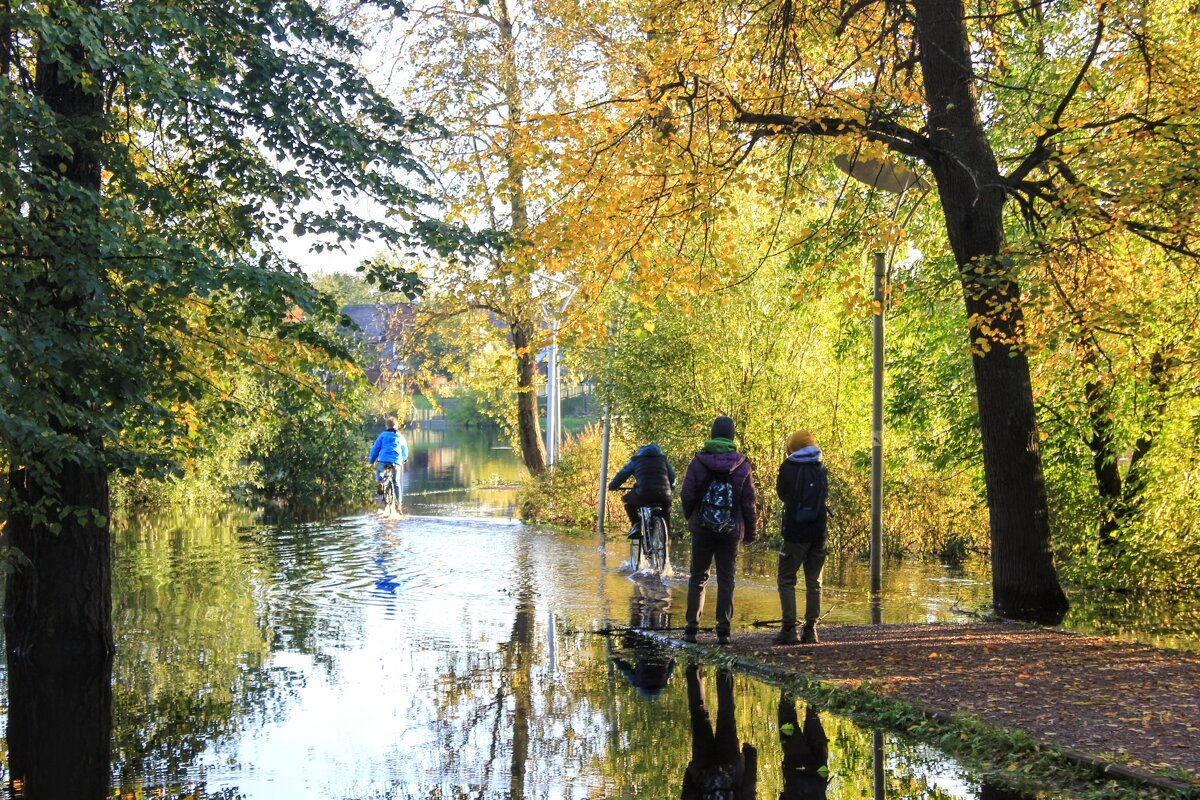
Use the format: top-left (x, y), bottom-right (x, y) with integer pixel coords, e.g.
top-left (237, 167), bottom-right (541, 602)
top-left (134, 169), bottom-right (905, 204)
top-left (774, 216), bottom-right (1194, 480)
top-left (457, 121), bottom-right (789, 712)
top-left (2, 425), bottom-right (1184, 798)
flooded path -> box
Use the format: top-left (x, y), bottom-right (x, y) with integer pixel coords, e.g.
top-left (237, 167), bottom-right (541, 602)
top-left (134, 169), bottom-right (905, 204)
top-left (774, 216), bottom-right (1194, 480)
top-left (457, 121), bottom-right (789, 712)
top-left (3, 425), bottom-right (1191, 798)
top-left (90, 510), bottom-right (1008, 799)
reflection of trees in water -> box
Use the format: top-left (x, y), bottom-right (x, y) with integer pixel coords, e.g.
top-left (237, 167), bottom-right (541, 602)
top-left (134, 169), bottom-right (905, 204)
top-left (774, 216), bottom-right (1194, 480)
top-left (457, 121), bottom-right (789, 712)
top-left (427, 538), bottom-right (538, 796)
top-left (827, 720), bottom-right (1003, 799)
top-left (108, 510), bottom-right (331, 796)
top-left (406, 426), bottom-right (526, 493)
top-left (425, 537), bottom-right (638, 798)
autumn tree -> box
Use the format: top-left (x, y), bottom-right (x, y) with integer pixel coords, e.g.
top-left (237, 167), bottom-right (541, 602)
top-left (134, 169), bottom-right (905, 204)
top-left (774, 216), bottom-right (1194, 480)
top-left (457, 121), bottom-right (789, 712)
top-left (386, 0), bottom-right (542, 472)
top-left (539, 0), bottom-right (1200, 619)
top-left (0, 0), bottom-right (430, 667)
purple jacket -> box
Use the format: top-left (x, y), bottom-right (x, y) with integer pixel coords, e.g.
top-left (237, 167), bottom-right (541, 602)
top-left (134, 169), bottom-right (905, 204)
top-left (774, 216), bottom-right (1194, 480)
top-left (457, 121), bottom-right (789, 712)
top-left (680, 451), bottom-right (758, 542)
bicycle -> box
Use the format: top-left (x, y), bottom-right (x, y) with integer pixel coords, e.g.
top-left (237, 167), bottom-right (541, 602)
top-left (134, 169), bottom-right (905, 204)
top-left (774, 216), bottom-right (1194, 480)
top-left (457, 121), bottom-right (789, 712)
top-left (379, 463), bottom-right (401, 516)
top-left (630, 502), bottom-right (670, 574)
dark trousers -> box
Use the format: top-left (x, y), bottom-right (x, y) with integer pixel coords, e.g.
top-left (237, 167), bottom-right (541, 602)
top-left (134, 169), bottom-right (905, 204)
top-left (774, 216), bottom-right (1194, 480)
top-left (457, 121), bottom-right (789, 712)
top-left (685, 530), bottom-right (739, 636)
top-left (778, 540), bottom-right (827, 628)
top-left (621, 488), bottom-right (669, 526)
top-left (688, 666), bottom-right (739, 764)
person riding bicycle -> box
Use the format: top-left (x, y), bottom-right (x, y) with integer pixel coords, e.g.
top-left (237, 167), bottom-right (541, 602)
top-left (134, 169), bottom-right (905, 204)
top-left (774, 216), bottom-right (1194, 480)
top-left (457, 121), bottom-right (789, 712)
top-left (368, 417), bottom-right (409, 494)
top-left (608, 443), bottom-right (675, 539)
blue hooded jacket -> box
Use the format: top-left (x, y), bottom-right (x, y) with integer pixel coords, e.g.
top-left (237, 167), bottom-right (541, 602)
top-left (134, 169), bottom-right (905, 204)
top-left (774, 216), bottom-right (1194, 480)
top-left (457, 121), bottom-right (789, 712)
top-left (369, 430), bottom-right (408, 465)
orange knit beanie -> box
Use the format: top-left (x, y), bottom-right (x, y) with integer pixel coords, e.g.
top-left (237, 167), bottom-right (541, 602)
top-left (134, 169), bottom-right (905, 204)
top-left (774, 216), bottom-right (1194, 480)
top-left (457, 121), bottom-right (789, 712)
top-left (785, 430), bottom-right (816, 453)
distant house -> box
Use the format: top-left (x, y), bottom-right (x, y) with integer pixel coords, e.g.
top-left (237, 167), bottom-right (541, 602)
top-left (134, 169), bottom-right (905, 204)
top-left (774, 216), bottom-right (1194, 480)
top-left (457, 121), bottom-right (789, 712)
top-left (341, 303), bottom-right (412, 383)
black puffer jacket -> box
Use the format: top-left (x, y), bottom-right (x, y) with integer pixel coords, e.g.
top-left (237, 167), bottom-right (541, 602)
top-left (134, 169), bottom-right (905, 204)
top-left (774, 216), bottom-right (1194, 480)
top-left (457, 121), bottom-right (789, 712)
top-left (608, 443), bottom-right (676, 500)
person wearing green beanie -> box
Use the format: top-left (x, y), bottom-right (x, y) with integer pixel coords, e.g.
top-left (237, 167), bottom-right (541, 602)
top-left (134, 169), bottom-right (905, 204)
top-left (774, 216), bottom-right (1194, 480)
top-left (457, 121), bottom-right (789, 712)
top-left (679, 415), bottom-right (758, 646)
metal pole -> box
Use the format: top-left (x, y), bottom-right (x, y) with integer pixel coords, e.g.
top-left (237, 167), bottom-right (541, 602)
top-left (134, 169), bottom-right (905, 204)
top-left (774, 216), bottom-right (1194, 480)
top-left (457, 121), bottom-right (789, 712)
top-left (597, 399), bottom-right (611, 545)
top-left (547, 338), bottom-right (558, 465)
top-left (553, 357), bottom-right (562, 461)
top-left (870, 251), bottom-right (885, 609)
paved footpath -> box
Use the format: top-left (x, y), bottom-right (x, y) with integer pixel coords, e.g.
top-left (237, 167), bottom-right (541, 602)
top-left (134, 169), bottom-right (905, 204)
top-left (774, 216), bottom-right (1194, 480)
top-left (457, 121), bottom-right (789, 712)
top-left (656, 623), bottom-right (1200, 797)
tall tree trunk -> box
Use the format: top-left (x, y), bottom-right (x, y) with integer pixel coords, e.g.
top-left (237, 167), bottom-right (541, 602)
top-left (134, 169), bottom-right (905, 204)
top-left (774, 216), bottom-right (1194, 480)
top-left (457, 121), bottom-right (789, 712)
top-left (4, 465), bottom-right (113, 658)
top-left (914, 0), bottom-right (1068, 622)
top-left (4, 0), bottom-right (114, 658)
top-left (512, 318), bottom-right (548, 474)
top-left (5, 645), bottom-right (113, 798)
top-left (495, 0), bottom-right (548, 476)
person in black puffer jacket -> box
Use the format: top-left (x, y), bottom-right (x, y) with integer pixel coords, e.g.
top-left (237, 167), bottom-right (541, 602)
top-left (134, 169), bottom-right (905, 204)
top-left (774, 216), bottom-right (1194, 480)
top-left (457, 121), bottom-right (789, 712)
top-left (775, 430), bottom-right (829, 645)
top-left (608, 443), bottom-right (676, 534)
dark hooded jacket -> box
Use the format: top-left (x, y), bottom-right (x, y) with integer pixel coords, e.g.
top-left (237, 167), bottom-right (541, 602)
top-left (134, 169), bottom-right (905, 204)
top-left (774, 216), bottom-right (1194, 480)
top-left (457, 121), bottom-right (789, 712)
top-left (608, 443), bottom-right (676, 501)
top-left (680, 450), bottom-right (758, 543)
top-left (776, 445), bottom-right (828, 543)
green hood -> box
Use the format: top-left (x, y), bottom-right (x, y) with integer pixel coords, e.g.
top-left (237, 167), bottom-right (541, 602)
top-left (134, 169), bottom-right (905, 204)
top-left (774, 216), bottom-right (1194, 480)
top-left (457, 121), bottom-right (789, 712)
top-left (701, 437), bottom-right (736, 454)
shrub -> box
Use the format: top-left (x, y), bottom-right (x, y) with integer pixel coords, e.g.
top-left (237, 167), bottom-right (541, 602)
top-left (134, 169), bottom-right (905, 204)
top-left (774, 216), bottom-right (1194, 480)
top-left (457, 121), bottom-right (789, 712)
top-left (518, 424), bottom-right (632, 534)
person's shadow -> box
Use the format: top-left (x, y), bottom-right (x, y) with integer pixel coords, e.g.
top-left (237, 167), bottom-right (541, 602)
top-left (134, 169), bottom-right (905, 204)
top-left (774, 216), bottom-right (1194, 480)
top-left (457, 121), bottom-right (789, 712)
top-left (778, 693), bottom-right (829, 800)
top-left (681, 663), bottom-right (758, 800)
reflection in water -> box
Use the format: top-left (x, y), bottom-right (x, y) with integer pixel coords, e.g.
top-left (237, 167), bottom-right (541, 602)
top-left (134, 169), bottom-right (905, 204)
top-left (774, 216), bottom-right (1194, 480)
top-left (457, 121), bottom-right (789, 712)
top-left (402, 425), bottom-right (525, 517)
top-left (5, 653), bottom-right (111, 799)
top-left (612, 586), bottom-right (677, 698)
top-left (874, 730), bottom-right (886, 800)
top-left (683, 664), bottom-right (758, 799)
top-left (779, 695), bottom-right (829, 800)
top-left (0, 427), bottom-right (1066, 798)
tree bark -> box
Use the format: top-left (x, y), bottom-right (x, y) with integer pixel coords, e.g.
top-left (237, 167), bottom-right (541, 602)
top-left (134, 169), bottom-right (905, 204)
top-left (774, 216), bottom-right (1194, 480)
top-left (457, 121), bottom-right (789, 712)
top-left (914, 0), bottom-right (1068, 622)
top-left (5, 645), bottom-right (113, 798)
top-left (4, 466), bottom-right (114, 659)
top-left (3, 0), bottom-right (115, 659)
top-left (511, 318), bottom-right (548, 474)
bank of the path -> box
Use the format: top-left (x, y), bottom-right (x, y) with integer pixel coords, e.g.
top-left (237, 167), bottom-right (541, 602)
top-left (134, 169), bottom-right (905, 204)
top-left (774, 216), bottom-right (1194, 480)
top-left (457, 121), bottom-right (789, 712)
top-left (652, 622), bottom-right (1200, 798)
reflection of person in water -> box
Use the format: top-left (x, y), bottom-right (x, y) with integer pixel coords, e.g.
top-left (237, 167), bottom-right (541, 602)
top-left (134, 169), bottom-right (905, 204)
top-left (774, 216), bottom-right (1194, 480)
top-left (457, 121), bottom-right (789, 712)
top-left (612, 631), bottom-right (676, 699)
top-left (613, 588), bottom-right (675, 698)
top-left (778, 693), bottom-right (829, 800)
top-left (682, 664), bottom-right (758, 800)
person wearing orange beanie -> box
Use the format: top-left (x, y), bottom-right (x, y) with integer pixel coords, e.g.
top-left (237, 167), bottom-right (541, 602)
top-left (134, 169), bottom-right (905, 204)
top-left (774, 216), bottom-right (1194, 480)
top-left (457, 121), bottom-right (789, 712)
top-left (775, 430), bottom-right (828, 644)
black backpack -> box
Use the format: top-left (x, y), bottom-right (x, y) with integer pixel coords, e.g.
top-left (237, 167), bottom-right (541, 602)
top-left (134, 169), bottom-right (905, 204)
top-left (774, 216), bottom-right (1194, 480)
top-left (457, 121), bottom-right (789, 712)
top-left (697, 466), bottom-right (738, 535)
top-left (789, 461), bottom-right (828, 525)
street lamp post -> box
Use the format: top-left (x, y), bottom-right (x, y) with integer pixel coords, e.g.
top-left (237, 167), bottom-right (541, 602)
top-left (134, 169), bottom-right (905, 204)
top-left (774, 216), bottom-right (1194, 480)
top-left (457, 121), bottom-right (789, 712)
top-left (833, 154), bottom-right (929, 623)
top-left (539, 276), bottom-right (577, 467)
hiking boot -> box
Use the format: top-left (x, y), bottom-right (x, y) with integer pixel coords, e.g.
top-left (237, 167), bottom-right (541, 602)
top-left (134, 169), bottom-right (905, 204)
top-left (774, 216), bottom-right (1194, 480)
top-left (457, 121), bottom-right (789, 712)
top-left (773, 627), bottom-right (800, 645)
top-left (717, 632), bottom-right (731, 645)
top-left (800, 623), bottom-right (818, 644)
top-left (682, 628), bottom-right (698, 644)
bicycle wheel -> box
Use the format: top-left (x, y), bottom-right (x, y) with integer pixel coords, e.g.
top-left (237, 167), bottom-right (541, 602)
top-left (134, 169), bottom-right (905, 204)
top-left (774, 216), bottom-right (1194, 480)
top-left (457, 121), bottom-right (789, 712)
top-left (383, 470), bottom-right (399, 515)
top-left (642, 514), bottom-right (667, 573)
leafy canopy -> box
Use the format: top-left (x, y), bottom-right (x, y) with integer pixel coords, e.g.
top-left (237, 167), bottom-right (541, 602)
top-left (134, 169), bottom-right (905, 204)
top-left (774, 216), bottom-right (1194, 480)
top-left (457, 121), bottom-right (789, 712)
top-left (0, 0), bottom-right (439, 502)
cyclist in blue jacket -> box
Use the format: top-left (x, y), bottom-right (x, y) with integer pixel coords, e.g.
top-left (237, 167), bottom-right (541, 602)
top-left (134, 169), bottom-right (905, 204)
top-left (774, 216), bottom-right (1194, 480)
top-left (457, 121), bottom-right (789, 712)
top-left (369, 417), bottom-right (409, 493)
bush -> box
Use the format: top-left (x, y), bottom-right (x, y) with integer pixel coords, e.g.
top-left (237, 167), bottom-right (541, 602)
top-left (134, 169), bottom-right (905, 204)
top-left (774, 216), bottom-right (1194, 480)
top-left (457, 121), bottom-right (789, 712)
top-left (113, 375), bottom-right (372, 515)
top-left (518, 424), bottom-right (632, 534)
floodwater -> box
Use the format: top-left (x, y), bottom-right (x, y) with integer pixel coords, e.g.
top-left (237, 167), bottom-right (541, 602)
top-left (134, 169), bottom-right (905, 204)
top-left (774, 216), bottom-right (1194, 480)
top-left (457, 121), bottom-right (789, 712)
top-left (1, 425), bottom-right (1188, 798)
